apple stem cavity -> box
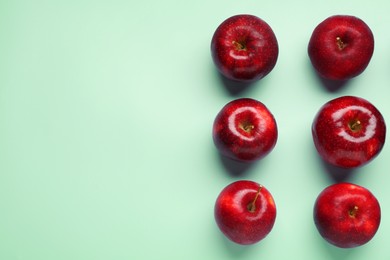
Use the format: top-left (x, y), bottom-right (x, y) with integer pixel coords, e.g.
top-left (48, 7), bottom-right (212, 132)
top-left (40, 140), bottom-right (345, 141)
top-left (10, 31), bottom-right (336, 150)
top-left (232, 40), bottom-right (247, 51)
top-left (336, 37), bottom-right (346, 50)
top-left (240, 122), bottom-right (255, 133)
top-left (348, 205), bottom-right (359, 218)
top-left (349, 119), bottom-right (362, 132)
top-left (247, 185), bottom-right (263, 213)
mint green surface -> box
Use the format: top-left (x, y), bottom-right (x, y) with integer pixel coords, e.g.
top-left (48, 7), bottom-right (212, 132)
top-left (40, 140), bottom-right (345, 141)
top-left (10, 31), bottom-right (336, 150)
top-left (1, 1), bottom-right (390, 259)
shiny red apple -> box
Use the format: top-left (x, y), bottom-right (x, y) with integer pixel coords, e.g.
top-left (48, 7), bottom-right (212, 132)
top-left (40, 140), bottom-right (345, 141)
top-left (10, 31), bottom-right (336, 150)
top-left (312, 96), bottom-right (386, 168)
top-left (308, 15), bottom-right (374, 80)
top-left (214, 180), bottom-right (277, 245)
top-left (314, 182), bottom-right (381, 248)
top-left (211, 14), bottom-right (279, 82)
top-left (212, 98), bottom-right (278, 162)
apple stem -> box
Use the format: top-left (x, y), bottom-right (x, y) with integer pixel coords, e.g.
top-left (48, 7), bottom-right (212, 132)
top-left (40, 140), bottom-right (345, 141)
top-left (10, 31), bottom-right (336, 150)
top-left (349, 120), bottom-right (362, 132)
top-left (349, 206), bottom-right (359, 218)
top-left (247, 185), bottom-right (263, 213)
top-left (336, 37), bottom-right (346, 50)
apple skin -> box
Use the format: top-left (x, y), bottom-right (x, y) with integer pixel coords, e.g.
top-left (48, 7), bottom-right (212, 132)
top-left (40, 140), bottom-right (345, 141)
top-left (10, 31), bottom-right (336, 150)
top-left (212, 98), bottom-right (278, 162)
top-left (214, 180), bottom-right (277, 245)
top-left (312, 96), bottom-right (386, 168)
top-left (314, 182), bottom-right (381, 248)
top-left (308, 15), bottom-right (374, 80)
top-left (211, 14), bottom-right (279, 82)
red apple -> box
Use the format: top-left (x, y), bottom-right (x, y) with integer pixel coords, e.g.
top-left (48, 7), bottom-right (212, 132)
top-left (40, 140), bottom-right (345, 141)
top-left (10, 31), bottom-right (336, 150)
top-left (314, 182), bottom-right (381, 248)
top-left (212, 98), bottom-right (278, 162)
top-left (312, 96), bottom-right (386, 168)
top-left (214, 180), bottom-right (276, 245)
top-left (211, 14), bottom-right (279, 82)
top-left (308, 15), bottom-right (374, 80)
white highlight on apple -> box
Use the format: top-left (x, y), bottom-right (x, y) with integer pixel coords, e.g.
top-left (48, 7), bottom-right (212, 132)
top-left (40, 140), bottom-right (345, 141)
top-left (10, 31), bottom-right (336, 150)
top-left (332, 106), bottom-right (377, 143)
top-left (228, 107), bottom-right (265, 141)
top-left (229, 50), bottom-right (247, 60)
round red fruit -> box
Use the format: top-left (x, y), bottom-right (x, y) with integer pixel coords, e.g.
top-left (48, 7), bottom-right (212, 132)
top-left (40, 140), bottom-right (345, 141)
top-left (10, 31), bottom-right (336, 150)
top-left (312, 96), bottom-right (386, 168)
top-left (211, 14), bottom-right (279, 82)
top-left (214, 180), bottom-right (277, 245)
top-left (314, 183), bottom-right (381, 248)
top-left (308, 15), bottom-right (374, 80)
top-left (213, 98), bottom-right (278, 162)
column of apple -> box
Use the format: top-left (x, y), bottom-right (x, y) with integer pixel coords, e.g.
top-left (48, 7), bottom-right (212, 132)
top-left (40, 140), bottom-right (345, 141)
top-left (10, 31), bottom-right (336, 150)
top-left (309, 15), bottom-right (385, 249)
top-left (210, 15), bottom-right (279, 245)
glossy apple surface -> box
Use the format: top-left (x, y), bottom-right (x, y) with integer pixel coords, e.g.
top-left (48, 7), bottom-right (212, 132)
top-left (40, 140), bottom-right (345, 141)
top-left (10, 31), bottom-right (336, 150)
top-left (314, 182), bottom-right (381, 248)
top-left (308, 15), bottom-right (374, 80)
top-left (312, 96), bottom-right (386, 168)
top-left (214, 180), bottom-right (277, 245)
top-left (212, 98), bottom-right (278, 162)
top-left (211, 14), bottom-right (279, 82)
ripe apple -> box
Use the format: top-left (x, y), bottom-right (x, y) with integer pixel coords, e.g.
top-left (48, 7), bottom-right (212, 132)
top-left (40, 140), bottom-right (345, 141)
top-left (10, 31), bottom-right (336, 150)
top-left (308, 15), bottom-right (374, 80)
top-left (312, 96), bottom-right (386, 168)
top-left (214, 180), bottom-right (277, 245)
top-left (211, 14), bottom-right (279, 82)
top-left (212, 98), bottom-right (278, 162)
top-left (314, 182), bottom-right (381, 248)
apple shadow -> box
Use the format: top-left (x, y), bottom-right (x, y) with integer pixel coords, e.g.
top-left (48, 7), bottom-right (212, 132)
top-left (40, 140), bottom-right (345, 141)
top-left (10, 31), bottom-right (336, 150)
top-left (309, 141), bottom-right (358, 183)
top-left (218, 154), bottom-right (256, 177)
top-left (319, 158), bottom-right (358, 183)
top-left (316, 75), bottom-right (350, 92)
top-left (218, 73), bottom-right (256, 96)
top-left (308, 61), bottom-right (351, 92)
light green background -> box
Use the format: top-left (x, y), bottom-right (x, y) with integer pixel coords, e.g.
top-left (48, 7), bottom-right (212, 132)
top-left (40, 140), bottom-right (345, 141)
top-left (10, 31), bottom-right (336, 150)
top-left (1, 1), bottom-right (390, 259)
